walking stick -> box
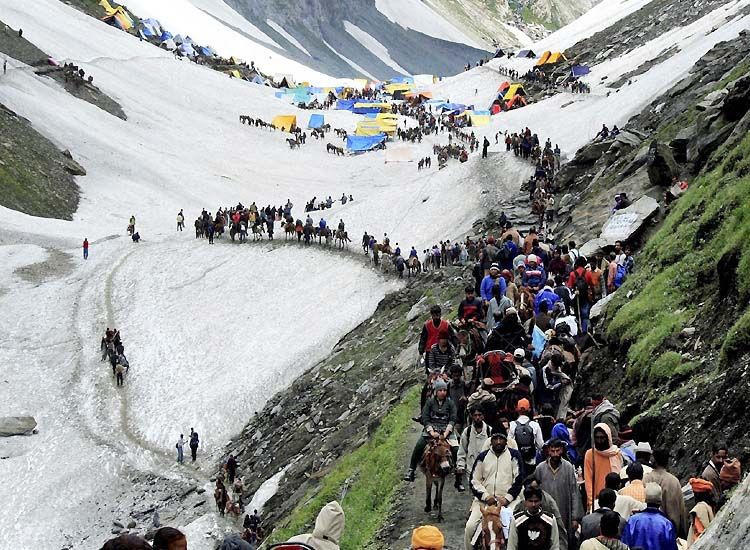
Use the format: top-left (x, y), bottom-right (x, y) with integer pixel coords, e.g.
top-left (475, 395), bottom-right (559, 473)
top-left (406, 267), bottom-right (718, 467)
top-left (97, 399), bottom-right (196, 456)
top-left (590, 412), bottom-right (596, 513)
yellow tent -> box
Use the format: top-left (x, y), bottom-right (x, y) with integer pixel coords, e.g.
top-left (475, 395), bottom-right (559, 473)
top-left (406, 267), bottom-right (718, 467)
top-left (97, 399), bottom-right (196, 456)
top-left (271, 115), bottom-right (297, 132)
top-left (375, 113), bottom-right (398, 122)
top-left (535, 51), bottom-right (551, 66)
top-left (230, 70), bottom-right (242, 79)
top-left (356, 121), bottom-right (396, 136)
top-left (354, 102), bottom-right (391, 111)
top-left (503, 84), bottom-right (526, 101)
top-left (469, 113), bottom-right (491, 127)
top-left (384, 83), bottom-right (413, 95)
top-left (545, 52), bottom-right (568, 65)
top-left (99, 0), bottom-right (116, 14)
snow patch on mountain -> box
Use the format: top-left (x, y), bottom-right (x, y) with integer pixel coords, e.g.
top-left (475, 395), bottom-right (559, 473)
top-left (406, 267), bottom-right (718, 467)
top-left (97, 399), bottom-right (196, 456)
top-left (322, 38), bottom-right (377, 80)
top-left (266, 18), bottom-right (311, 57)
top-left (344, 21), bottom-right (409, 76)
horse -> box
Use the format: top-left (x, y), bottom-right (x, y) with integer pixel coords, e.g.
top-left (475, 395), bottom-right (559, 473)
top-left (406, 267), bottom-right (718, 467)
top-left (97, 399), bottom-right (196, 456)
top-left (407, 256), bottom-right (421, 277)
top-left (380, 253), bottom-right (393, 274)
top-left (251, 223), bottom-right (264, 241)
top-left (420, 436), bottom-right (452, 522)
top-left (326, 143), bottom-right (337, 154)
top-left (320, 123), bottom-right (331, 132)
top-left (476, 504), bottom-right (505, 550)
top-left (334, 229), bottom-right (349, 249)
top-left (334, 146), bottom-right (345, 156)
top-left (303, 224), bottom-right (314, 246)
top-left (517, 286), bottom-right (536, 322)
top-left (317, 226), bottom-right (332, 246)
top-left (286, 138), bottom-right (300, 149)
top-left (284, 221), bottom-right (295, 240)
top-left (418, 158), bottom-right (425, 171)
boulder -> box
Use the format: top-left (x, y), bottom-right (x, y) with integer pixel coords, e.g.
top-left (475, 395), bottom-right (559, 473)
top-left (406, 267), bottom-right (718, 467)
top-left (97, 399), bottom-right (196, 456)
top-left (723, 75), bottom-right (750, 122)
top-left (609, 130), bottom-right (643, 152)
top-left (600, 195), bottom-right (660, 243)
top-left (696, 88), bottom-right (728, 111)
top-left (580, 238), bottom-right (610, 258)
top-left (0, 416), bottom-right (37, 436)
top-left (646, 141), bottom-right (680, 187)
top-left (60, 150), bottom-right (87, 176)
top-left (590, 292), bottom-right (618, 322)
top-left (571, 141), bottom-right (611, 165)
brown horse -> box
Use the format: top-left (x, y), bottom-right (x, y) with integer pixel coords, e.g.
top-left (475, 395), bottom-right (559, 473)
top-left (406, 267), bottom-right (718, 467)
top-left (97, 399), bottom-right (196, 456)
top-left (420, 436), bottom-right (452, 522)
top-left (517, 286), bottom-right (536, 322)
top-left (407, 256), bottom-right (421, 277)
top-left (480, 503), bottom-right (505, 550)
top-left (284, 221), bottom-right (295, 240)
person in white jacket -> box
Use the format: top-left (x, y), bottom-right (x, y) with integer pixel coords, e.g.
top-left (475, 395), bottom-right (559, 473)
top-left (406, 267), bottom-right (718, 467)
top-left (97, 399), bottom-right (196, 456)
top-left (457, 408), bottom-right (492, 493)
top-left (465, 427), bottom-right (524, 550)
top-left (287, 501), bottom-right (345, 550)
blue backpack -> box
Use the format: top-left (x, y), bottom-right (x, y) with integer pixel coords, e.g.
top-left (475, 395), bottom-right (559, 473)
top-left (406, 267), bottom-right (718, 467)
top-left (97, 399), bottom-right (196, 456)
top-left (614, 264), bottom-right (627, 288)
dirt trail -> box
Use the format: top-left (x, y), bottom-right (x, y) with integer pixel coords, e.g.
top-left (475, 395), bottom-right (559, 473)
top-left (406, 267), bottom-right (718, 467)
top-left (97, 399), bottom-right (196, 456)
top-left (383, 424), bottom-right (474, 549)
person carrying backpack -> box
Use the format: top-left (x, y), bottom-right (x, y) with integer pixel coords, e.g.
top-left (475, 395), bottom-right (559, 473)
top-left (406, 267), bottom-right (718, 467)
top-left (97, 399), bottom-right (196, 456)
top-left (509, 398), bottom-right (544, 475)
top-left (567, 257), bottom-right (594, 332)
top-left (189, 428), bottom-right (200, 461)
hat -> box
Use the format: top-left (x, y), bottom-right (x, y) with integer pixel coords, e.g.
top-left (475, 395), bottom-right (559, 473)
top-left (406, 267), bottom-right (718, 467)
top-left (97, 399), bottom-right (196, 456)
top-left (634, 442), bottom-right (653, 455)
top-left (527, 254), bottom-right (538, 264)
top-left (411, 525), bottom-right (444, 549)
top-left (505, 307), bottom-right (518, 316)
top-left (516, 398), bottom-right (531, 412)
top-left (490, 427), bottom-right (508, 439)
top-left (514, 348), bottom-right (525, 358)
top-left (482, 377), bottom-right (495, 387)
top-left (689, 478), bottom-right (715, 494)
top-left (490, 263), bottom-right (500, 271)
top-left (433, 379), bottom-right (448, 391)
top-left (644, 482), bottom-right (663, 504)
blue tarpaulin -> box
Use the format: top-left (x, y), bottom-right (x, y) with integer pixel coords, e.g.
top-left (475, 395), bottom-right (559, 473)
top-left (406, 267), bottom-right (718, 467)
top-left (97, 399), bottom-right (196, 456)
top-left (346, 134), bottom-right (386, 152)
top-left (159, 31), bottom-right (172, 41)
top-left (572, 65), bottom-right (591, 77)
top-left (389, 76), bottom-right (414, 84)
top-left (352, 106), bottom-right (381, 114)
top-left (307, 114), bottom-right (325, 128)
top-left (336, 99), bottom-right (356, 111)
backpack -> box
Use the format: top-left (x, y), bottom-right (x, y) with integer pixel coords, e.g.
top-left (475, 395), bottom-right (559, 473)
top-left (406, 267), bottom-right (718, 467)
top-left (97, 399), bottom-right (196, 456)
top-left (614, 264), bottom-right (627, 289)
top-left (574, 270), bottom-right (589, 299)
top-left (497, 244), bottom-right (512, 264)
top-left (515, 422), bottom-right (536, 461)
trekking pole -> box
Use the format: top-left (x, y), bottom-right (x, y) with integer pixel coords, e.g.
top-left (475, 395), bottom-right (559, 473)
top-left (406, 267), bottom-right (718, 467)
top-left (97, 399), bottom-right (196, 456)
top-left (576, 294), bottom-right (583, 334)
top-left (590, 413), bottom-right (595, 513)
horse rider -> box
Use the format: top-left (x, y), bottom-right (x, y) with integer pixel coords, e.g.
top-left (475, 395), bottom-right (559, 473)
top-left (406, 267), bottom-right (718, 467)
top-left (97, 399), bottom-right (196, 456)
top-left (338, 219), bottom-right (345, 232)
top-left (410, 247), bottom-right (419, 259)
top-left (403, 379), bottom-right (458, 483)
top-left (319, 217), bottom-right (327, 231)
top-left (464, 427), bottom-right (524, 550)
top-left (306, 214), bottom-right (314, 227)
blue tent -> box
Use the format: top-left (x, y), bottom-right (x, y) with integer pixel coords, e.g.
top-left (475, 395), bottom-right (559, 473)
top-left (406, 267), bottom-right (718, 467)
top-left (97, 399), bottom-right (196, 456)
top-left (517, 49), bottom-right (536, 58)
top-left (160, 30), bottom-right (173, 41)
top-left (346, 134), bottom-right (386, 152)
top-left (389, 76), bottom-right (414, 84)
top-left (140, 25), bottom-right (156, 38)
top-left (308, 114), bottom-right (325, 129)
top-left (178, 43), bottom-right (196, 57)
top-left (336, 99), bottom-right (356, 111)
top-left (572, 65), bottom-right (591, 77)
top-left (251, 74), bottom-right (264, 85)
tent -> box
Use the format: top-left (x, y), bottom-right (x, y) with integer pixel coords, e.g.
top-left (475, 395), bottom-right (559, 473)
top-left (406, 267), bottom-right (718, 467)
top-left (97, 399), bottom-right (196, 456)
top-left (493, 48), bottom-right (505, 58)
top-left (275, 74), bottom-right (295, 88)
top-left (346, 134), bottom-right (386, 152)
top-left (385, 147), bottom-right (417, 163)
top-left (389, 76), bottom-right (414, 84)
top-left (546, 52), bottom-right (568, 65)
top-left (307, 114), bottom-right (325, 129)
top-left (503, 84), bottom-right (526, 101)
top-left (517, 49), bottom-right (536, 58)
top-left (159, 30), bottom-right (173, 41)
top-left (139, 24), bottom-right (156, 38)
top-left (404, 90), bottom-right (433, 100)
top-left (141, 18), bottom-right (162, 34)
top-left (251, 74), bottom-right (264, 85)
top-left (535, 51), bottom-right (551, 66)
top-left (161, 38), bottom-right (176, 50)
top-left (271, 115), bottom-right (297, 132)
top-left (506, 95), bottom-right (527, 109)
top-left (335, 99), bottom-right (356, 111)
top-left (469, 110), bottom-right (491, 126)
top-left (384, 83), bottom-right (413, 95)
top-left (497, 81), bottom-right (511, 93)
top-left (353, 102), bottom-right (390, 114)
top-left (230, 69), bottom-right (242, 78)
top-left (572, 65), bottom-right (590, 77)
top-left (178, 43), bottom-right (196, 57)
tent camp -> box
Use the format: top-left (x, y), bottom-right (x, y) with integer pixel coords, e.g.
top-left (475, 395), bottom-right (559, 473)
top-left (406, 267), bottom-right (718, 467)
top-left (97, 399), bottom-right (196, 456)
top-left (336, 99), bottom-right (356, 111)
top-left (503, 84), bottom-right (526, 101)
top-left (271, 115), bottom-right (297, 132)
top-left (517, 49), bottom-right (536, 58)
top-left (346, 134), bottom-right (386, 152)
top-left (307, 114), bottom-right (325, 129)
top-left (572, 65), bottom-right (590, 77)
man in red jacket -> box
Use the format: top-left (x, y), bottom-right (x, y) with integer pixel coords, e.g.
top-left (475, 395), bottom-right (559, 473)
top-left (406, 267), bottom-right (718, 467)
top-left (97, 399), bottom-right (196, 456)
top-left (83, 238), bottom-right (89, 260)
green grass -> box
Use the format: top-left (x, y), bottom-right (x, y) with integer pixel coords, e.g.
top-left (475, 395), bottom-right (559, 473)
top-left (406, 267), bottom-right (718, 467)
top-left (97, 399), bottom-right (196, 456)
top-left (712, 58), bottom-right (750, 92)
top-left (607, 131), bottom-right (750, 376)
top-left (267, 386), bottom-right (420, 548)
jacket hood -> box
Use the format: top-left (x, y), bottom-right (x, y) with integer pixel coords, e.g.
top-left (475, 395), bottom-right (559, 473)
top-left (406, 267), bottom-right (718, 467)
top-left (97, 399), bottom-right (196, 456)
top-left (593, 399), bottom-right (620, 421)
top-left (593, 422), bottom-right (614, 447)
top-left (312, 501), bottom-right (345, 544)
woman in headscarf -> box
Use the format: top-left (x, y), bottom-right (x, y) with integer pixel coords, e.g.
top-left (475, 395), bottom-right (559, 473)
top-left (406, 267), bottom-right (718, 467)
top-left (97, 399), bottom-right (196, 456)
top-left (584, 423), bottom-right (624, 509)
top-left (551, 421), bottom-right (579, 465)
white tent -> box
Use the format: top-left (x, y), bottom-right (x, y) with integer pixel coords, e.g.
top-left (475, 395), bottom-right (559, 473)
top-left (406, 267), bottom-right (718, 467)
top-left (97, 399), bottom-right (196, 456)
top-left (161, 38), bottom-right (177, 51)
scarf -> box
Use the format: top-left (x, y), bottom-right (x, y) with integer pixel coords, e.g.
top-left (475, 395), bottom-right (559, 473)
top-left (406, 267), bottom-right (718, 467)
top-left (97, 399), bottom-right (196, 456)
top-left (593, 423), bottom-right (622, 471)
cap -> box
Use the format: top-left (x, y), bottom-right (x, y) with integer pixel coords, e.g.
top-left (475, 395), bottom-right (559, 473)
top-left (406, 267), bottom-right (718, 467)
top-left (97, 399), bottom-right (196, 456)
top-left (433, 379), bottom-right (448, 391)
top-left (645, 482), bottom-right (662, 504)
top-left (490, 427), bottom-right (508, 439)
top-left (514, 348), bottom-right (525, 358)
top-left (527, 254), bottom-right (538, 264)
top-left (411, 525), bottom-right (445, 550)
top-left (634, 442), bottom-right (653, 455)
top-left (490, 263), bottom-right (500, 271)
top-left (516, 398), bottom-right (531, 412)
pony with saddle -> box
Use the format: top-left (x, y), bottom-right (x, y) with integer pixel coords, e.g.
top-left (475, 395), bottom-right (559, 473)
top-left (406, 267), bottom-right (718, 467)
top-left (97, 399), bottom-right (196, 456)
top-left (420, 436), bottom-right (453, 522)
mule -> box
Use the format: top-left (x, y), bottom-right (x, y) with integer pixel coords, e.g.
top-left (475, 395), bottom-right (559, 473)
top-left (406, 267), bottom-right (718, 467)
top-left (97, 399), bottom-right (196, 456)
top-left (407, 256), bottom-right (421, 277)
top-left (420, 437), bottom-right (452, 522)
top-left (479, 504), bottom-right (505, 550)
top-left (284, 221), bottom-right (295, 240)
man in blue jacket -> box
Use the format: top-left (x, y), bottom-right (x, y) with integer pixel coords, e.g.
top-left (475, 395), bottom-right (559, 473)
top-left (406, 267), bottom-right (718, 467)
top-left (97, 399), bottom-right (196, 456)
top-left (534, 281), bottom-right (561, 315)
top-left (621, 483), bottom-right (678, 550)
top-left (480, 264), bottom-right (507, 303)
top-left (522, 255), bottom-right (547, 292)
